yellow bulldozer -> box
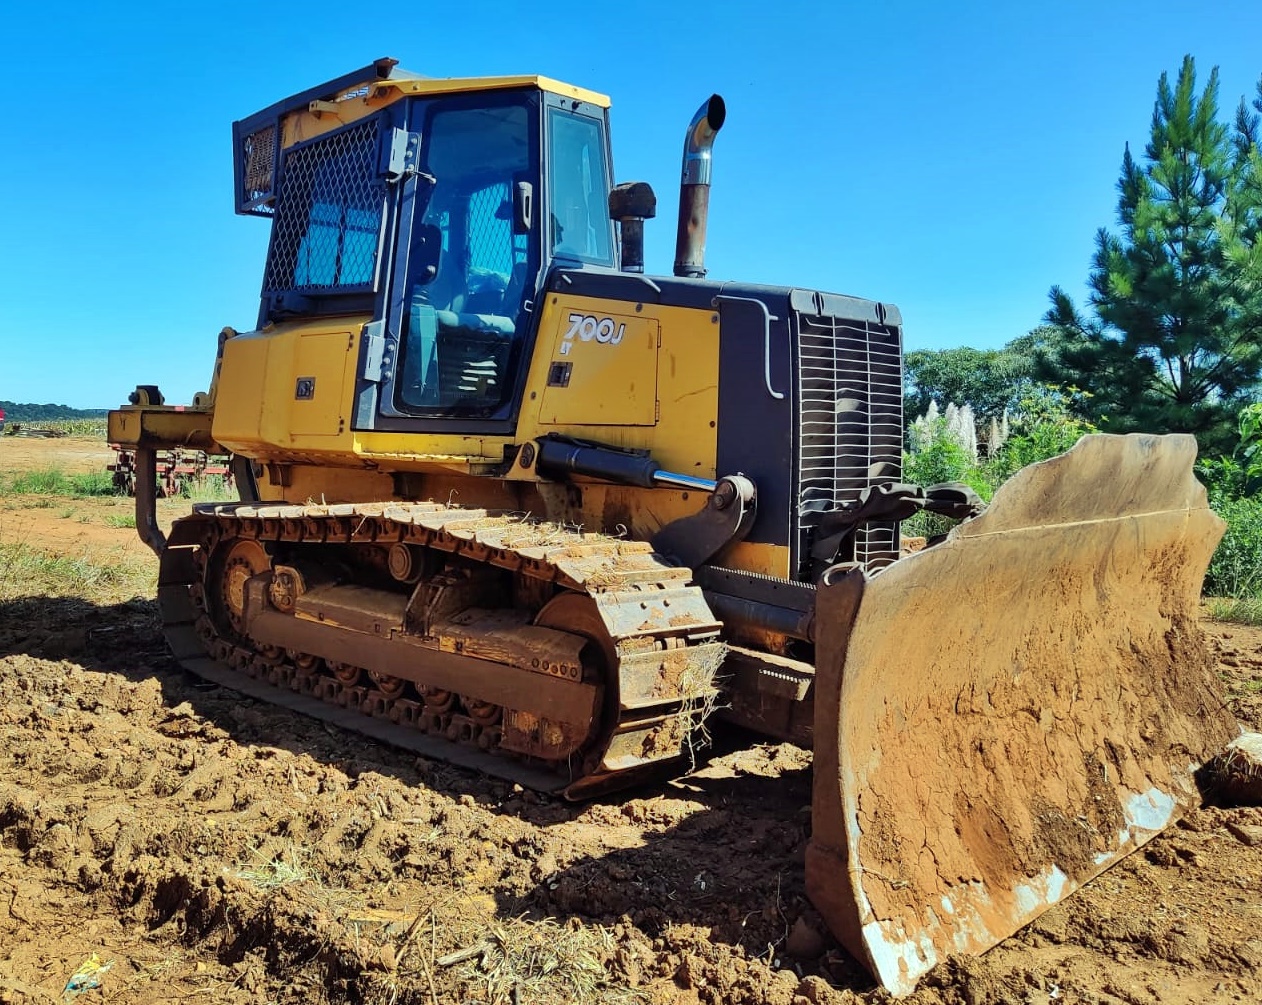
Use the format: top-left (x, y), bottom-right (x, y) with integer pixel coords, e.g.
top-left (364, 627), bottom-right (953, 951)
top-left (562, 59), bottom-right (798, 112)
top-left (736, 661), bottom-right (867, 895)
top-left (109, 59), bottom-right (1237, 995)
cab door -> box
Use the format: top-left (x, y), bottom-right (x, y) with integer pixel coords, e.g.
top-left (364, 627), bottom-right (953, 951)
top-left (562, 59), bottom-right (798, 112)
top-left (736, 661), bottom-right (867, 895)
top-left (359, 90), bottom-right (543, 435)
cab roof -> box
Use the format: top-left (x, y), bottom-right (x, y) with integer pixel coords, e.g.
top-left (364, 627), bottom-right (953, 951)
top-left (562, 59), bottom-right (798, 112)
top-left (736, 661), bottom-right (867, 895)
top-left (233, 59), bottom-right (609, 216)
top-left (374, 73), bottom-right (610, 108)
top-left (238, 58), bottom-right (609, 138)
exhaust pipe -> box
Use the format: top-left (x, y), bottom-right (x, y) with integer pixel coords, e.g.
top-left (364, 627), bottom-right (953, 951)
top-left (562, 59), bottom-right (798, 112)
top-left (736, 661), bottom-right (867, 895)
top-left (673, 94), bottom-right (726, 278)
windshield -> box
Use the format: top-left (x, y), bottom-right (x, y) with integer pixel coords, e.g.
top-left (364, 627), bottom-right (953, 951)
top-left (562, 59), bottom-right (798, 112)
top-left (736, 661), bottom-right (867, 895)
top-left (396, 98), bottom-right (538, 415)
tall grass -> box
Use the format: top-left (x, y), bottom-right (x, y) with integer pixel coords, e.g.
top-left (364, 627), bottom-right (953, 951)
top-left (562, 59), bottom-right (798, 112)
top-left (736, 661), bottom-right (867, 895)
top-left (182, 473), bottom-right (238, 503)
top-left (3, 468), bottom-right (120, 497)
top-left (0, 537), bottom-right (154, 604)
top-left (1207, 597), bottom-right (1262, 627)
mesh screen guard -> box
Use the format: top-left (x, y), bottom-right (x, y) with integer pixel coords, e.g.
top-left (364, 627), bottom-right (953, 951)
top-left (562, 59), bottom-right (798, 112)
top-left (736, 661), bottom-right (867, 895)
top-left (263, 120), bottom-right (387, 294)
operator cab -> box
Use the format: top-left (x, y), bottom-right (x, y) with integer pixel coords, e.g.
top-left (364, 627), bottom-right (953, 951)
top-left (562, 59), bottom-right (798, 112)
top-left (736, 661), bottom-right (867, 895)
top-left (232, 61), bottom-right (615, 434)
top-left (393, 92), bottom-right (613, 419)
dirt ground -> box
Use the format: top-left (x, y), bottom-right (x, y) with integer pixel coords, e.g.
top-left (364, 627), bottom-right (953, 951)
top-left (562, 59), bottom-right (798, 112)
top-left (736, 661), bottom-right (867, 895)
top-left (1, 437), bottom-right (1261, 1005)
top-left (0, 437), bottom-right (114, 476)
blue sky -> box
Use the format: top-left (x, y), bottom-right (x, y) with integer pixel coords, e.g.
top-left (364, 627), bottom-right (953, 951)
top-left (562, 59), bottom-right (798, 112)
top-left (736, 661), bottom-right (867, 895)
top-left (1, 0), bottom-right (1260, 407)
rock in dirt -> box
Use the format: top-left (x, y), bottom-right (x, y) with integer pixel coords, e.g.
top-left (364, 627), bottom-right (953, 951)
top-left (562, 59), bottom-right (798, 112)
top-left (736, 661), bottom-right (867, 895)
top-left (1226, 821), bottom-right (1262, 847)
top-left (1200, 733), bottom-right (1262, 806)
top-left (786, 916), bottom-right (826, 958)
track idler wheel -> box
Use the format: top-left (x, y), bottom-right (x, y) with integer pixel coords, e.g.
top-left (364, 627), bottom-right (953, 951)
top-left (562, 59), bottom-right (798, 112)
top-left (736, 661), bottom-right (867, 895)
top-left (213, 538), bottom-right (270, 637)
top-left (520, 593), bottom-right (613, 763)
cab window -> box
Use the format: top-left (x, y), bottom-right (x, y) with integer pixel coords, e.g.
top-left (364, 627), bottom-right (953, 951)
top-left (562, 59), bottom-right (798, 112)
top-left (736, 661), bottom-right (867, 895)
top-left (547, 108), bottom-right (613, 266)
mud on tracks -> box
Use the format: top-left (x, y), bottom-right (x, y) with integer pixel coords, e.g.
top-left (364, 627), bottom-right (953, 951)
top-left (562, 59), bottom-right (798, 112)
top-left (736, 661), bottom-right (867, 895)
top-left (0, 593), bottom-right (1260, 1004)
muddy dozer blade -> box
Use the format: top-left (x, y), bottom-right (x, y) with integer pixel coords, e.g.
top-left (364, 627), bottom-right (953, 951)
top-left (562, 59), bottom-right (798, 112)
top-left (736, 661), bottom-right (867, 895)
top-left (806, 433), bottom-right (1238, 996)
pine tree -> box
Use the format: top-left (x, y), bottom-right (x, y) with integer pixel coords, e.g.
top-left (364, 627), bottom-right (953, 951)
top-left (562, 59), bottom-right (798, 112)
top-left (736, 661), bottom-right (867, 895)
top-left (1041, 56), bottom-right (1262, 453)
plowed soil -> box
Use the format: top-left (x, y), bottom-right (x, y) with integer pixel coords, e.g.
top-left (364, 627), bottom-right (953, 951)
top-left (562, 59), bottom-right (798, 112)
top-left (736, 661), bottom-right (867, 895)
top-left (2, 437), bottom-right (1261, 1005)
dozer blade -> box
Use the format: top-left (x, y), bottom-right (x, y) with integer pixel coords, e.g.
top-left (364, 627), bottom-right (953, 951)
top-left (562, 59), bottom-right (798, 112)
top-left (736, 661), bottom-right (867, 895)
top-left (806, 433), bottom-right (1239, 996)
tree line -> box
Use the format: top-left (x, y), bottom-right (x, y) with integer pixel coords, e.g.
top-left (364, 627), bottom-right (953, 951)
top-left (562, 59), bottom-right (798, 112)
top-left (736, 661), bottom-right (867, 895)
top-left (906, 55), bottom-right (1262, 458)
top-left (0, 402), bottom-right (108, 423)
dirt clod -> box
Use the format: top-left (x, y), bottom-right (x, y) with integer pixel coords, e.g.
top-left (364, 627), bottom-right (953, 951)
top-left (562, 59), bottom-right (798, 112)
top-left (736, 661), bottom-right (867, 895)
top-left (1199, 732), bottom-right (1262, 806)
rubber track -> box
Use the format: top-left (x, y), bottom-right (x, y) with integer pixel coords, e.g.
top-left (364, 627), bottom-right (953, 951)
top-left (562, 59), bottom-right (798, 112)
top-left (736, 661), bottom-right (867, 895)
top-left (157, 500), bottom-right (726, 797)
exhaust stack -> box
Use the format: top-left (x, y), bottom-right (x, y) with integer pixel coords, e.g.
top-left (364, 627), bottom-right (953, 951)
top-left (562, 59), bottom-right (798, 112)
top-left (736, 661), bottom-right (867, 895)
top-left (673, 94), bottom-right (726, 278)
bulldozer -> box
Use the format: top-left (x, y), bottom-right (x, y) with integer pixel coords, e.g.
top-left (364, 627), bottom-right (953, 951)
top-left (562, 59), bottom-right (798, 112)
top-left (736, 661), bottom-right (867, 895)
top-left (108, 59), bottom-right (1238, 995)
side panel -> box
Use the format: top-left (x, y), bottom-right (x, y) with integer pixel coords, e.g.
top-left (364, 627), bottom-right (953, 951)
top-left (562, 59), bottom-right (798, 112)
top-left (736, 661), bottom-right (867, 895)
top-left (538, 311), bottom-right (659, 426)
top-left (517, 292), bottom-right (719, 478)
top-left (213, 322), bottom-right (361, 457)
top-left (212, 332), bottom-right (274, 448)
top-left (212, 319), bottom-right (514, 468)
top-left (714, 296), bottom-right (795, 564)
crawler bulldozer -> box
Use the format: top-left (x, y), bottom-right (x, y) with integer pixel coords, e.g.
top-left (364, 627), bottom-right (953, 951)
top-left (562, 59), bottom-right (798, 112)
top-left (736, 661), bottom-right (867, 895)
top-left (109, 59), bottom-right (1238, 995)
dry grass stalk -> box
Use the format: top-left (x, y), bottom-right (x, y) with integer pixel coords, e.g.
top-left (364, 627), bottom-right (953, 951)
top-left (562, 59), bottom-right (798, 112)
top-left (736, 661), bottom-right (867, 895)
top-left (235, 846), bottom-right (318, 890)
top-left (360, 893), bottom-right (643, 1005)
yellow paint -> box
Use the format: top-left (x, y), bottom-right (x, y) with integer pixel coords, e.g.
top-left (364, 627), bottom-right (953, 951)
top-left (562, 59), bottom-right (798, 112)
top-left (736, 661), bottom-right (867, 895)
top-left (291, 332), bottom-right (354, 436)
top-left (213, 321), bottom-right (358, 456)
top-left (212, 318), bottom-right (512, 469)
top-left (212, 291), bottom-right (720, 482)
top-left (716, 541), bottom-right (792, 580)
top-left (516, 293), bottom-right (719, 477)
top-left (280, 89), bottom-right (401, 147)
top-left (538, 311), bottom-right (659, 426)
top-left (255, 462), bottom-right (395, 504)
top-left (107, 405), bottom-right (218, 452)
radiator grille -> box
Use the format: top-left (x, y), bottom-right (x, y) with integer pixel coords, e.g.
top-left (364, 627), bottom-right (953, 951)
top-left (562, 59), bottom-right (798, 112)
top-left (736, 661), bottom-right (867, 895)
top-left (264, 120), bottom-right (386, 293)
top-left (795, 312), bottom-right (903, 575)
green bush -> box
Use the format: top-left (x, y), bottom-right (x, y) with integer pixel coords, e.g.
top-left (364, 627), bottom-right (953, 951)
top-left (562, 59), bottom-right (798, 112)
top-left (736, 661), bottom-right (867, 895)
top-left (1197, 455), bottom-right (1247, 501)
top-left (903, 426), bottom-right (976, 489)
top-left (902, 389), bottom-right (1093, 538)
top-left (1205, 496), bottom-right (1262, 599)
top-left (902, 411), bottom-right (990, 538)
top-left (68, 471), bottom-right (118, 497)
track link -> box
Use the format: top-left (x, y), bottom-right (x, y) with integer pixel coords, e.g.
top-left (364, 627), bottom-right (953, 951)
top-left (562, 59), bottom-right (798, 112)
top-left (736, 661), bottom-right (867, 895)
top-left (157, 500), bottom-right (726, 797)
